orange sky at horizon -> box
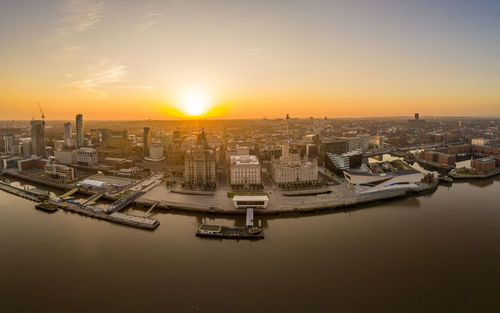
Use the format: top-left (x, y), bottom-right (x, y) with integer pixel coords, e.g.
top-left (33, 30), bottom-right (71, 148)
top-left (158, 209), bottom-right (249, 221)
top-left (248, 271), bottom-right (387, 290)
top-left (1, 0), bottom-right (500, 120)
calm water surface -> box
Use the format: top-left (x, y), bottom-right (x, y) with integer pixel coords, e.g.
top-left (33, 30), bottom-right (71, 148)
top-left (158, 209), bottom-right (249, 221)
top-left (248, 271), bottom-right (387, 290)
top-left (1, 172), bottom-right (500, 313)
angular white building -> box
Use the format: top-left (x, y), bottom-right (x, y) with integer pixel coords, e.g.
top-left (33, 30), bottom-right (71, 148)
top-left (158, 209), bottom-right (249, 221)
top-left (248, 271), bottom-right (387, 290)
top-left (230, 155), bottom-right (261, 185)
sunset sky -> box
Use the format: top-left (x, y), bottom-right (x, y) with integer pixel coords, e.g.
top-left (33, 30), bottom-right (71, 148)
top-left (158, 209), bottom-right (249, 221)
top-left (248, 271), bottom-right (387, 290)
top-left (1, 0), bottom-right (500, 120)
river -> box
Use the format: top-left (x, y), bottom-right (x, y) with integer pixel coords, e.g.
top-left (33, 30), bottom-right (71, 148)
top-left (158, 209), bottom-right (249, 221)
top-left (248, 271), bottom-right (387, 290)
top-left (1, 158), bottom-right (499, 313)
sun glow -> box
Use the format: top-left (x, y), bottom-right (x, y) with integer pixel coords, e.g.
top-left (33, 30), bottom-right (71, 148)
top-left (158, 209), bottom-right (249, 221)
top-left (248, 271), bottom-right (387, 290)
top-left (178, 88), bottom-right (213, 117)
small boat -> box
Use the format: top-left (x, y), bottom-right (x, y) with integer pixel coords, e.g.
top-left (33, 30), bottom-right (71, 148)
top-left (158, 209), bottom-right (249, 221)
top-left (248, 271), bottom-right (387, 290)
top-left (35, 202), bottom-right (58, 213)
top-left (437, 175), bottom-right (453, 183)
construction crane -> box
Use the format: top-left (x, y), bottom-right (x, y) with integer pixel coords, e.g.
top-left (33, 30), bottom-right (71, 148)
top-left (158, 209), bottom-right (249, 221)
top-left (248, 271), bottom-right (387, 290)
top-left (38, 102), bottom-right (45, 120)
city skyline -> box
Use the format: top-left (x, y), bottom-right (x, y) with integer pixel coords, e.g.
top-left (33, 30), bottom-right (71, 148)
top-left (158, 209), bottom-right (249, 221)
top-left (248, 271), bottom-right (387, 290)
top-left (1, 0), bottom-right (500, 120)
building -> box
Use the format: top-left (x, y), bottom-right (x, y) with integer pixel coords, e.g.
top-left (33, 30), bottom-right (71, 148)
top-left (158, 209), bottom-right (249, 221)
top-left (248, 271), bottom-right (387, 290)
top-left (3, 134), bottom-right (19, 155)
top-left (2, 156), bottom-right (22, 169)
top-left (76, 114), bottom-right (84, 148)
top-left (21, 139), bottom-right (31, 158)
top-left (143, 127), bottom-right (151, 157)
top-left (471, 138), bottom-right (489, 146)
top-left (54, 149), bottom-right (77, 165)
top-left (271, 143), bottom-right (318, 184)
top-left (144, 144), bottom-right (166, 162)
top-left (323, 139), bottom-right (348, 155)
top-left (230, 155), bottom-right (261, 185)
top-left (55, 140), bottom-right (65, 151)
top-left (184, 148), bottom-right (216, 186)
top-left (369, 136), bottom-right (384, 149)
top-left (64, 122), bottom-right (73, 147)
top-left (344, 160), bottom-right (423, 194)
top-left (30, 119), bottom-right (46, 157)
top-left (99, 130), bottom-right (131, 158)
top-left (226, 145), bottom-right (250, 162)
top-left (45, 163), bottom-right (75, 181)
top-left (77, 148), bottom-right (98, 167)
top-left (408, 112), bottom-right (426, 126)
top-left (471, 157), bottom-right (496, 173)
top-left (232, 195), bottom-right (269, 209)
top-left (419, 150), bottom-right (456, 167)
top-left (18, 157), bottom-right (48, 171)
top-left (103, 157), bottom-right (133, 170)
top-left (325, 150), bottom-right (363, 175)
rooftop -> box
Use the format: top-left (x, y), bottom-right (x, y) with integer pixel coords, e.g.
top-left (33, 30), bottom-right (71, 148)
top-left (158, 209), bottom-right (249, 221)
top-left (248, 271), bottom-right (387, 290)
top-left (230, 155), bottom-right (259, 165)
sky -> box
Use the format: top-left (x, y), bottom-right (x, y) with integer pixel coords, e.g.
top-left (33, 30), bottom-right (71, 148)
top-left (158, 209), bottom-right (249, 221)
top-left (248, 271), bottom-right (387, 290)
top-left (1, 0), bottom-right (500, 120)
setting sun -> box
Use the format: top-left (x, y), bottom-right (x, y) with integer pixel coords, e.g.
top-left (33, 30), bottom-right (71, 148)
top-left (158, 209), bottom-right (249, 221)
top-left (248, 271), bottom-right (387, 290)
top-left (178, 88), bottom-right (212, 117)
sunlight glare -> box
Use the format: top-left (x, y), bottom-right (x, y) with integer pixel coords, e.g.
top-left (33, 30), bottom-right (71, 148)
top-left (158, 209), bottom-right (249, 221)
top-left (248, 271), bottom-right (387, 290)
top-left (178, 88), bottom-right (212, 117)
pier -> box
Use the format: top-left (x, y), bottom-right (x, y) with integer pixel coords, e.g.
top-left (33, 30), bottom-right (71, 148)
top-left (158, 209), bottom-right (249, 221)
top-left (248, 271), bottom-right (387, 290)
top-left (196, 208), bottom-right (264, 240)
top-left (108, 191), bottom-right (145, 213)
top-left (145, 202), bottom-right (158, 217)
top-left (0, 181), bottom-right (46, 202)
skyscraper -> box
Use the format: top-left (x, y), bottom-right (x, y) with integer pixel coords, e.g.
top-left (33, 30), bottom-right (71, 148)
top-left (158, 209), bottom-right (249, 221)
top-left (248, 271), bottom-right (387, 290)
top-left (76, 114), bottom-right (84, 148)
top-left (143, 127), bottom-right (150, 157)
top-left (30, 119), bottom-right (46, 157)
top-left (64, 122), bottom-right (72, 147)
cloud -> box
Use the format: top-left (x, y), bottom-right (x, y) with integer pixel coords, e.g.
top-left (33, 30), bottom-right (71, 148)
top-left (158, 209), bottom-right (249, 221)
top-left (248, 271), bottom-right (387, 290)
top-left (57, 0), bottom-right (104, 37)
top-left (61, 63), bottom-right (127, 98)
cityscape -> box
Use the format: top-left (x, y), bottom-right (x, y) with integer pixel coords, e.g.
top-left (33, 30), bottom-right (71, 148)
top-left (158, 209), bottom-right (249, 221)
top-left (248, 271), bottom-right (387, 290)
top-left (1, 1), bottom-right (500, 313)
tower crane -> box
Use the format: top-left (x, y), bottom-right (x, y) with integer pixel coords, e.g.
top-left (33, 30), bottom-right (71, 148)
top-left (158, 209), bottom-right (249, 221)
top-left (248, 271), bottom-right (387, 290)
top-left (38, 102), bottom-right (45, 120)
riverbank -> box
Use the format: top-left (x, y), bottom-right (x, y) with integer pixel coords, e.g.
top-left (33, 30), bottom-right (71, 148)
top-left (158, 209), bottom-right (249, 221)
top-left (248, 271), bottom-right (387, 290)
top-left (449, 168), bottom-right (500, 179)
top-left (1, 169), bottom-right (439, 217)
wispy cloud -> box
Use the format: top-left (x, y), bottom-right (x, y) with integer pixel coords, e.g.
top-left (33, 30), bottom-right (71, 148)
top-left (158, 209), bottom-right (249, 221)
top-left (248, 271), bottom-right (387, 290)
top-left (134, 22), bottom-right (154, 32)
top-left (61, 62), bottom-right (127, 98)
top-left (133, 10), bottom-right (165, 32)
top-left (57, 0), bottom-right (104, 37)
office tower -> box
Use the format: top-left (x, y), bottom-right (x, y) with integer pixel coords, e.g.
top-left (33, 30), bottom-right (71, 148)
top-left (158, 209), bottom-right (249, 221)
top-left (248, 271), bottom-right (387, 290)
top-left (30, 119), bottom-right (46, 157)
top-left (64, 122), bottom-right (72, 146)
top-left (143, 127), bottom-right (151, 157)
top-left (76, 114), bottom-right (84, 148)
top-left (21, 139), bottom-right (31, 158)
top-left (184, 129), bottom-right (216, 186)
top-left (184, 148), bottom-right (216, 186)
top-left (3, 135), bottom-right (15, 155)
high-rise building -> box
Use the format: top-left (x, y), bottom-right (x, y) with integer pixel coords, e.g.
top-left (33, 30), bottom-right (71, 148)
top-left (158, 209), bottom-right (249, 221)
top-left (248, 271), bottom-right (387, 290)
top-left (76, 114), bottom-right (84, 148)
top-left (3, 135), bottom-right (16, 155)
top-left (143, 127), bottom-right (151, 157)
top-left (184, 148), bottom-right (216, 186)
top-left (30, 119), bottom-right (46, 157)
top-left (21, 139), bottom-right (31, 158)
top-left (184, 130), bottom-right (216, 186)
top-left (64, 122), bottom-right (72, 147)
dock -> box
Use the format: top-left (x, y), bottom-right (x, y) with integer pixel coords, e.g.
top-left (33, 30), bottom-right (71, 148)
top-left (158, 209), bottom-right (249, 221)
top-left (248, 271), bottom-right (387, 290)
top-left (49, 200), bottom-right (159, 230)
top-left (196, 225), bottom-right (264, 239)
top-left (196, 208), bottom-right (264, 239)
top-left (0, 181), bottom-right (46, 202)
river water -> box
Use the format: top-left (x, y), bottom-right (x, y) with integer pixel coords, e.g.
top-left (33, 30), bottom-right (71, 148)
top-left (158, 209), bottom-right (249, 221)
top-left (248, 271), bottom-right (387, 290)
top-left (1, 159), bottom-right (500, 313)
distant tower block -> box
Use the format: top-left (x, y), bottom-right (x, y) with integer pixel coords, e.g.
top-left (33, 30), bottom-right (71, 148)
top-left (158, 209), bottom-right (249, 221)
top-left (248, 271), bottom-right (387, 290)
top-left (143, 127), bottom-right (151, 157)
top-left (76, 113), bottom-right (84, 148)
top-left (414, 113), bottom-right (419, 120)
top-left (286, 113), bottom-right (290, 133)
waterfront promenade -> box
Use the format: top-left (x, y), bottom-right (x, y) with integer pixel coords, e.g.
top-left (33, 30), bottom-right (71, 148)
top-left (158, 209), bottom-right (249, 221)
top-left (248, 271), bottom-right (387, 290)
top-left (1, 168), bottom-right (438, 217)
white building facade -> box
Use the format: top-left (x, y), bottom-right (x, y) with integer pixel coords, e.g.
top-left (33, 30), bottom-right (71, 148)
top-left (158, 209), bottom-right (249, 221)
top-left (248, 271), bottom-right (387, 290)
top-left (54, 149), bottom-right (77, 165)
top-left (230, 155), bottom-right (261, 185)
top-left (77, 148), bottom-right (98, 167)
top-left (271, 143), bottom-right (318, 184)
